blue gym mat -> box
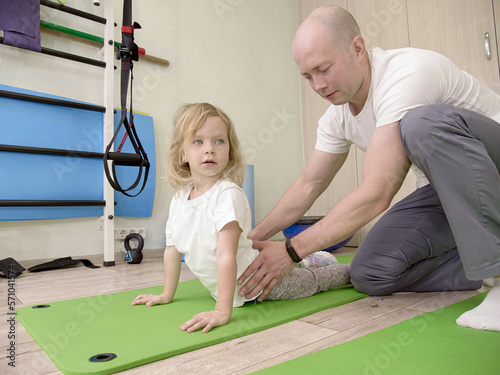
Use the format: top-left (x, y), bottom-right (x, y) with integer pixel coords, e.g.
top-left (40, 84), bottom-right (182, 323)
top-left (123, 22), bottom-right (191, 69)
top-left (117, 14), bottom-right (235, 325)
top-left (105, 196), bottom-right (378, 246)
top-left (0, 84), bottom-right (156, 220)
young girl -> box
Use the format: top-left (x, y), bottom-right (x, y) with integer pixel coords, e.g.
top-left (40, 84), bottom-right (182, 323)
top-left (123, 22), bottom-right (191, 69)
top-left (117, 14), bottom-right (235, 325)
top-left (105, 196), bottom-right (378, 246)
top-left (131, 103), bottom-right (351, 333)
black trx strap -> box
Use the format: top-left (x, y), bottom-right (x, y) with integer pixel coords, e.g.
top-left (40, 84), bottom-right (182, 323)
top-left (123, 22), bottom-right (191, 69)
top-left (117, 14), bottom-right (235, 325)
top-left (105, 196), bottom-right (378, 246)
top-left (103, 0), bottom-right (149, 197)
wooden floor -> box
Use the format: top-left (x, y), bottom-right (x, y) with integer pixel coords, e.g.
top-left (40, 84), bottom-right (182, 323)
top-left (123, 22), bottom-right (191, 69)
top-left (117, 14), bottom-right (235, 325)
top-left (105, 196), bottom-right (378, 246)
top-left (1, 247), bottom-right (489, 374)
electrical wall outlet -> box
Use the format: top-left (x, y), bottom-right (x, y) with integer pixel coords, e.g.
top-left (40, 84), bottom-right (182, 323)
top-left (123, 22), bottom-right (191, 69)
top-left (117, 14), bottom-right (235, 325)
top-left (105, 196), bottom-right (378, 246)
top-left (114, 228), bottom-right (146, 239)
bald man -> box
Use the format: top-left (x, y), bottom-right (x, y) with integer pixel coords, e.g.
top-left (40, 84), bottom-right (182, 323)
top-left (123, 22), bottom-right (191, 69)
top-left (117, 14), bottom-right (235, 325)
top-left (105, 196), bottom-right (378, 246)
top-left (238, 5), bottom-right (500, 332)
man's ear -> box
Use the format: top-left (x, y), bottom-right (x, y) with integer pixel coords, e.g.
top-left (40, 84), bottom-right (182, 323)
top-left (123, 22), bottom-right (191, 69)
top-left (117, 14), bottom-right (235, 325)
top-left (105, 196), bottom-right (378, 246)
top-left (352, 35), bottom-right (366, 59)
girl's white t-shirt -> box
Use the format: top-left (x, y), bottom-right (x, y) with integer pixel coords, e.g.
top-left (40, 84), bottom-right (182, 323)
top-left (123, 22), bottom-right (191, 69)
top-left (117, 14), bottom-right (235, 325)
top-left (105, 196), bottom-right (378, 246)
top-left (316, 47), bottom-right (500, 187)
top-left (165, 179), bottom-right (259, 307)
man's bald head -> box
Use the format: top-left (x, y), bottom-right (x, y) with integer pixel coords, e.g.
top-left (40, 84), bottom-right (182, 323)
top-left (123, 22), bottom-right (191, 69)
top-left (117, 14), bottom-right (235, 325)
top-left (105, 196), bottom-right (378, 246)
top-left (295, 6), bottom-right (361, 51)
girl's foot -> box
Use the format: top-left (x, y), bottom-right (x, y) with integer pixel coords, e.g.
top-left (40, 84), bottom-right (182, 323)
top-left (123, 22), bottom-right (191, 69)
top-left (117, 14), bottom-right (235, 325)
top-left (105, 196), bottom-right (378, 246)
top-left (297, 251), bottom-right (337, 268)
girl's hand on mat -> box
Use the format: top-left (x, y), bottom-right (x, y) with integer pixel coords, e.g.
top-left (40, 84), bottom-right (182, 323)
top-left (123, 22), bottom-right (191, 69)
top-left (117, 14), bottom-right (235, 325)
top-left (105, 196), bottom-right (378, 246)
top-left (237, 240), bottom-right (295, 302)
top-left (180, 310), bottom-right (230, 333)
top-left (131, 293), bottom-right (171, 307)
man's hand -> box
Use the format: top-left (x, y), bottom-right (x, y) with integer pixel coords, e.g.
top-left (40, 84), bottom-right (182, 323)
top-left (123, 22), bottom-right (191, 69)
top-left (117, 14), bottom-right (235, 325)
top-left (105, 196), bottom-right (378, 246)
top-left (179, 309), bottom-right (230, 333)
top-left (237, 240), bottom-right (296, 302)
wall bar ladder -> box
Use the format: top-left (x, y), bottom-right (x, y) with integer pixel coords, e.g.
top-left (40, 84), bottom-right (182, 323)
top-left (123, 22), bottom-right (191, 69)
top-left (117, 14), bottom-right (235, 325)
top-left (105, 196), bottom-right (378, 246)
top-left (102, 0), bottom-right (115, 266)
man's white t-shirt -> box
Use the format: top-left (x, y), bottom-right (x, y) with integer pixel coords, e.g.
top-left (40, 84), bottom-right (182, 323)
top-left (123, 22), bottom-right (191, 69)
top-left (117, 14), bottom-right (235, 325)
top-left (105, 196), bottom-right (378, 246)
top-left (315, 47), bottom-right (500, 187)
top-left (165, 179), bottom-right (259, 307)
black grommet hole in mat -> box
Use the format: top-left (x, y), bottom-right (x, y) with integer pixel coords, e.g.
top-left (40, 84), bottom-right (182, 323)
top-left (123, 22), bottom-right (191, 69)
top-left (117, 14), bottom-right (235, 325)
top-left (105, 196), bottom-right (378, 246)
top-left (89, 353), bottom-right (117, 363)
top-left (32, 305), bottom-right (51, 309)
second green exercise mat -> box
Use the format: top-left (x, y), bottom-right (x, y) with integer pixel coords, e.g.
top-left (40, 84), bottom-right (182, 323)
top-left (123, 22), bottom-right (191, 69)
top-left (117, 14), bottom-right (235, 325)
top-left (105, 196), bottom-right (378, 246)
top-left (252, 292), bottom-right (500, 375)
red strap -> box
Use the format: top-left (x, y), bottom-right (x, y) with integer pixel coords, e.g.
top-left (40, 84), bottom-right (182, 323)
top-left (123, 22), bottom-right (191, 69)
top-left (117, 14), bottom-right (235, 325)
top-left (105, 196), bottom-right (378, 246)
top-left (121, 25), bottom-right (134, 34)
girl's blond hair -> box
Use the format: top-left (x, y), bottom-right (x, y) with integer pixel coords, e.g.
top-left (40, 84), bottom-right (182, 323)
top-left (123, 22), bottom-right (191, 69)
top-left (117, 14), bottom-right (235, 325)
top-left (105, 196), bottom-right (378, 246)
top-left (167, 103), bottom-right (245, 191)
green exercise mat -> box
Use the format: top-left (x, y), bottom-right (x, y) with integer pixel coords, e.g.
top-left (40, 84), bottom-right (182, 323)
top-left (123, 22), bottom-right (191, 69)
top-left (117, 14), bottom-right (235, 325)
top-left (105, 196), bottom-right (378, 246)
top-left (252, 292), bottom-right (500, 375)
top-left (18, 254), bottom-right (365, 375)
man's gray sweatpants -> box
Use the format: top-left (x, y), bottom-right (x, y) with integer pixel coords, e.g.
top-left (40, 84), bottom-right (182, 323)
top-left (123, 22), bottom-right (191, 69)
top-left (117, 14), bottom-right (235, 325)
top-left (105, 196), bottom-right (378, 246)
top-left (351, 104), bottom-right (500, 295)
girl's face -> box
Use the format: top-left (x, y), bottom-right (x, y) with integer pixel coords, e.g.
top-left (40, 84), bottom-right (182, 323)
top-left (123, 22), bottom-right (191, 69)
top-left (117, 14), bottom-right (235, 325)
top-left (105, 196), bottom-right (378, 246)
top-left (185, 116), bottom-right (230, 186)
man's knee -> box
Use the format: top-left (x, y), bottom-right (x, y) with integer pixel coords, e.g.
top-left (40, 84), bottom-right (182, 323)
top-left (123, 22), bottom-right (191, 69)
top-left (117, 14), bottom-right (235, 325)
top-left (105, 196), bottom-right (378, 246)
top-left (350, 257), bottom-right (395, 296)
top-left (399, 104), bottom-right (453, 164)
top-left (400, 103), bottom-right (454, 131)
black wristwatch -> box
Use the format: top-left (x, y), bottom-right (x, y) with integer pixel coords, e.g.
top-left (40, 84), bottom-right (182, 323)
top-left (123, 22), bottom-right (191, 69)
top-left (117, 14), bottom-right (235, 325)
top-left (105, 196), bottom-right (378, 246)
top-left (285, 238), bottom-right (302, 263)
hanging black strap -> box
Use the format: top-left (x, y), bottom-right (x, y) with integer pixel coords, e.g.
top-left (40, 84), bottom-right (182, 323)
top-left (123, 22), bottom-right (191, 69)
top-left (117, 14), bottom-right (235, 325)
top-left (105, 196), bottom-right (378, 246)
top-left (103, 0), bottom-right (149, 197)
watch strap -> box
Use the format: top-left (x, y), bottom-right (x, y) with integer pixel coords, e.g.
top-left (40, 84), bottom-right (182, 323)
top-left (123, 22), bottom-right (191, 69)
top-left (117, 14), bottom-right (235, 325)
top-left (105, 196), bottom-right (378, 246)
top-left (285, 238), bottom-right (302, 263)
